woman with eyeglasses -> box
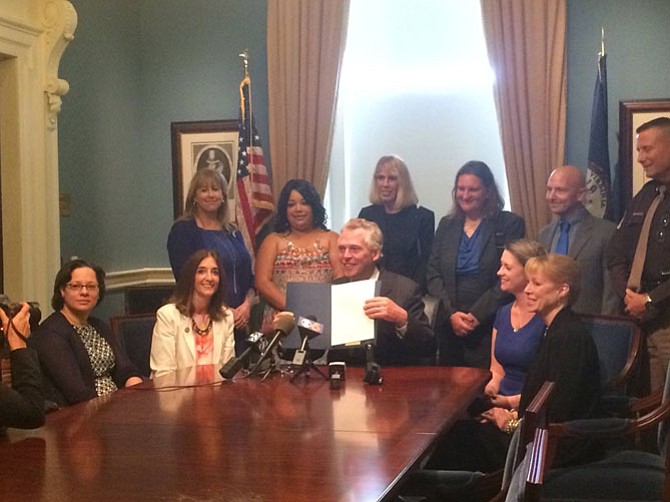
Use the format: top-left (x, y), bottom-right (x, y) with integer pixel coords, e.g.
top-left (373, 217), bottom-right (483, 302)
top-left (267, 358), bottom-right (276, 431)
top-left (31, 259), bottom-right (143, 406)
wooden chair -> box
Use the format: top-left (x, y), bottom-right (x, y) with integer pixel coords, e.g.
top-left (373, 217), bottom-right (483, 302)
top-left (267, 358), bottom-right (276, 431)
top-left (110, 313), bottom-right (156, 378)
top-left (578, 314), bottom-right (642, 395)
top-left (398, 381), bottom-right (555, 502)
top-left (507, 366), bottom-right (670, 501)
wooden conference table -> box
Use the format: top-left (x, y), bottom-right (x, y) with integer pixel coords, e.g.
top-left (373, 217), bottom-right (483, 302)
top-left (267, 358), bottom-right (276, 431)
top-left (0, 365), bottom-right (489, 502)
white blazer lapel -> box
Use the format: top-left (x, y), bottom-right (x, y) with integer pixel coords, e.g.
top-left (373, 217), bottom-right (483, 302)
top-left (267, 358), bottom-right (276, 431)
top-left (181, 314), bottom-right (197, 361)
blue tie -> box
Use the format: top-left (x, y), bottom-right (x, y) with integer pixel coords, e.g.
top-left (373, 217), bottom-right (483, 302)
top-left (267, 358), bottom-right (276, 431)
top-left (555, 219), bottom-right (570, 255)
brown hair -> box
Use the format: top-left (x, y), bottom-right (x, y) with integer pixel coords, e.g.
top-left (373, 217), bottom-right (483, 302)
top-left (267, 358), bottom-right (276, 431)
top-left (449, 160), bottom-right (504, 219)
top-left (506, 239), bottom-right (547, 267)
top-left (52, 259), bottom-right (106, 311)
top-left (170, 250), bottom-right (228, 321)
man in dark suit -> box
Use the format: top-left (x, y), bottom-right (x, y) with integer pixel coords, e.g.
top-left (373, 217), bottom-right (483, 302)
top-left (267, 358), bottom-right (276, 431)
top-left (335, 218), bottom-right (436, 365)
top-left (538, 165), bottom-right (620, 315)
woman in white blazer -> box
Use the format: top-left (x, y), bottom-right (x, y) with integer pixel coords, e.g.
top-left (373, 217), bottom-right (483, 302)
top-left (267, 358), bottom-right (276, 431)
top-left (150, 249), bottom-right (235, 378)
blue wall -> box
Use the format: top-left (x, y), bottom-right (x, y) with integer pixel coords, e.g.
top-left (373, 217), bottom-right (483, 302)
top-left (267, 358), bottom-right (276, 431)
top-left (58, 0), bottom-right (268, 269)
top-left (57, 0), bottom-right (669, 317)
top-left (566, 0), bottom-right (670, 202)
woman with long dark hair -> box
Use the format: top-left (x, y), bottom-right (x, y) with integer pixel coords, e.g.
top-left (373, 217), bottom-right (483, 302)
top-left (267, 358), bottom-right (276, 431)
top-left (256, 179), bottom-right (343, 332)
top-left (151, 250), bottom-right (235, 377)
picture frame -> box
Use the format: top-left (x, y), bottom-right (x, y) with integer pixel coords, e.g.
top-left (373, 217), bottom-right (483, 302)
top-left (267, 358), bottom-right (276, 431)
top-left (170, 119), bottom-right (239, 218)
top-left (619, 99), bottom-right (670, 204)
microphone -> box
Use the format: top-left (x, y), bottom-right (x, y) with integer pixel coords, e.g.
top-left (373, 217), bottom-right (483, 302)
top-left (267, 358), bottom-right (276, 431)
top-left (219, 331), bottom-right (265, 380)
top-left (297, 315), bottom-right (324, 339)
top-left (249, 312), bottom-right (295, 375)
top-left (292, 315), bottom-right (324, 365)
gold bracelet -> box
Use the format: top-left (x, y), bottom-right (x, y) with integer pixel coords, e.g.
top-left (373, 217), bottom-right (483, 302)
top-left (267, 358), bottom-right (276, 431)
top-left (504, 417), bottom-right (521, 435)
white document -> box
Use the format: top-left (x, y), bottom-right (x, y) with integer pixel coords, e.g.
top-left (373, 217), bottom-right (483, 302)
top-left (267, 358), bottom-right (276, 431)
top-left (331, 279), bottom-right (377, 346)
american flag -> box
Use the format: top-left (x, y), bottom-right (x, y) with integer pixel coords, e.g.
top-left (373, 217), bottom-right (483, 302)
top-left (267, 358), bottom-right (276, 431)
top-left (235, 76), bottom-right (274, 256)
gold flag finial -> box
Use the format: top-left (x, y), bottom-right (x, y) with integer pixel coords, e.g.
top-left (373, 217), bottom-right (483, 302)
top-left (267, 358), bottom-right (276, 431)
top-left (239, 49), bottom-right (250, 77)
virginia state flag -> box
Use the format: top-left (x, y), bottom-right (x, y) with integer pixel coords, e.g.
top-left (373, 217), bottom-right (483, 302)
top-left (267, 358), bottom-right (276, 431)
top-left (585, 52), bottom-right (611, 219)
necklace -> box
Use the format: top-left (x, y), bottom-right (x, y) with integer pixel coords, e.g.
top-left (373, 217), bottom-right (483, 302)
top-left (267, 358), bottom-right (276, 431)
top-left (192, 317), bottom-right (212, 336)
top-left (510, 302), bottom-right (522, 333)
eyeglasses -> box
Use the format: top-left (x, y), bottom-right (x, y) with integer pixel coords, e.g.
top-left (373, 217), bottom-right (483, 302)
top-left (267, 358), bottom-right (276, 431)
top-left (66, 283), bottom-right (99, 292)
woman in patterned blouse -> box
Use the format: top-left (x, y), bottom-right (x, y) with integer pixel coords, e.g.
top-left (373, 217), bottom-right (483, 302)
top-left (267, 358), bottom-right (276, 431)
top-left (31, 260), bottom-right (143, 406)
top-left (256, 179), bottom-right (343, 333)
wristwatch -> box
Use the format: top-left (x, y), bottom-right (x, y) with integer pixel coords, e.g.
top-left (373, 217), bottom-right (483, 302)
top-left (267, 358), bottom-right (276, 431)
top-left (645, 293), bottom-right (654, 311)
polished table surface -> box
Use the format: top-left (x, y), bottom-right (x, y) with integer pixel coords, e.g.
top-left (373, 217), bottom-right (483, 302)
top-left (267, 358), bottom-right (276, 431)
top-left (0, 365), bottom-right (489, 502)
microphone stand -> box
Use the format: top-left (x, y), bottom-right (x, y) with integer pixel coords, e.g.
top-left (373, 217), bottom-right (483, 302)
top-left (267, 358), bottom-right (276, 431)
top-left (290, 334), bottom-right (327, 383)
top-left (248, 331), bottom-right (286, 381)
top-left (363, 342), bottom-right (383, 385)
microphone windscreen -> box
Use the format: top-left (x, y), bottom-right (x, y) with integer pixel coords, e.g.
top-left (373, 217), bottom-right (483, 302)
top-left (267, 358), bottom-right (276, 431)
top-left (272, 311), bottom-right (295, 334)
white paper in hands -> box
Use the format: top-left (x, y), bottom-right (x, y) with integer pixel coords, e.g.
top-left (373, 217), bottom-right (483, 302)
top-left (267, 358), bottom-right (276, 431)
top-left (331, 279), bottom-right (377, 346)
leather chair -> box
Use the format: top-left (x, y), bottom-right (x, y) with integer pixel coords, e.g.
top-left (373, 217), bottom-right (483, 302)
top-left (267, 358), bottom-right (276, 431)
top-left (506, 364), bottom-right (670, 502)
top-left (578, 314), bottom-right (642, 395)
top-left (110, 313), bottom-right (156, 378)
top-left (398, 382), bottom-right (555, 502)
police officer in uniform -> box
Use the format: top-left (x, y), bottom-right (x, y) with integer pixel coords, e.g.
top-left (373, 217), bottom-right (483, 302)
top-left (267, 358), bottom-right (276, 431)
top-left (607, 116), bottom-right (670, 391)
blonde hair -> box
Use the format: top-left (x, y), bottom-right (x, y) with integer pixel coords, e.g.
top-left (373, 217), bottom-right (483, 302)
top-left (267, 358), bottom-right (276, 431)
top-left (181, 168), bottom-right (234, 230)
top-left (525, 254), bottom-right (581, 306)
top-left (341, 218), bottom-right (384, 253)
top-left (369, 155), bottom-right (419, 210)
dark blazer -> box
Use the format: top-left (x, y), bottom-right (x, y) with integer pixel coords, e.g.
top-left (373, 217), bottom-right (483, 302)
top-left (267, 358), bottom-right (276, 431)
top-left (539, 206), bottom-right (620, 315)
top-left (520, 307), bottom-right (600, 422)
top-left (519, 307), bottom-right (601, 466)
top-left (332, 269), bottom-right (436, 365)
top-left (31, 312), bottom-right (142, 406)
top-left (0, 348), bottom-right (45, 429)
top-left (374, 269), bottom-right (436, 365)
top-left (426, 211), bottom-right (525, 323)
top-left (358, 204), bottom-right (435, 290)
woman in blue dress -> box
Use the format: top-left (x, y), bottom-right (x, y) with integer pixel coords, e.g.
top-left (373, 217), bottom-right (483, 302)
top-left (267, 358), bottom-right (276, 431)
top-left (485, 239), bottom-right (547, 410)
top-left (167, 168), bottom-right (254, 355)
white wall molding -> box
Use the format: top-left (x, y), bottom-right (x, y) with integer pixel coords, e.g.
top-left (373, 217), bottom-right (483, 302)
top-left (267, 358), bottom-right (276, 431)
top-left (105, 268), bottom-right (175, 291)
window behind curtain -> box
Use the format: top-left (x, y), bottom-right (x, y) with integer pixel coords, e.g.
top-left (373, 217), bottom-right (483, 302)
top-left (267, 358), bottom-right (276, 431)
top-left (325, 0), bottom-right (507, 232)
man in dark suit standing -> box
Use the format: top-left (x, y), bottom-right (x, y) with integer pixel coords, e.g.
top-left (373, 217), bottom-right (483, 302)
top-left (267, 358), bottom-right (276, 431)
top-left (538, 165), bottom-right (620, 315)
top-left (336, 218), bottom-right (436, 365)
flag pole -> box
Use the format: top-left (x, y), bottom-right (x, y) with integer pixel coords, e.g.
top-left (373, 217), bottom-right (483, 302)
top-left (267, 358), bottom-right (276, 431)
top-left (238, 49), bottom-right (253, 149)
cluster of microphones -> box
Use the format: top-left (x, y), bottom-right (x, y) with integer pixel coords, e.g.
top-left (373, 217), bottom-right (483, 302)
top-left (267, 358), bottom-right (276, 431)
top-left (218, 311), bottom-right (323, 380)
top-left (219, 311), bottom-right (382, 386)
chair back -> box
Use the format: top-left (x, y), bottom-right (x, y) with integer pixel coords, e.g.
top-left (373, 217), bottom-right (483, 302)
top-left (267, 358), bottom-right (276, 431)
top-left (110, 313), bottom-right (156, 378)
top-left (579, 314), bottom-right (641, 393)
top-left (501, 381), bottom-right (555, 497)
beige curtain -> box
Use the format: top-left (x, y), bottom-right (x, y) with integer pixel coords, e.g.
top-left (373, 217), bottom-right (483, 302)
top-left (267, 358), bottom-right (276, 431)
top-left (266, 0), bottom-right (350, 197)
top-left (480, 0), bottom-right (567, 238)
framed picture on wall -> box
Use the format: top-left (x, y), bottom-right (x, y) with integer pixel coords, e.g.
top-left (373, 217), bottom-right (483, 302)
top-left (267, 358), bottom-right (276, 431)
top-left (170, 119), bottom-right (239, 218)
top-left (619, 99), bottom-right (670, 204)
